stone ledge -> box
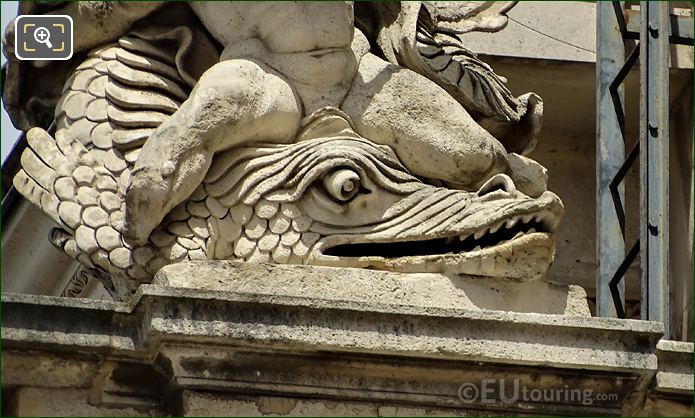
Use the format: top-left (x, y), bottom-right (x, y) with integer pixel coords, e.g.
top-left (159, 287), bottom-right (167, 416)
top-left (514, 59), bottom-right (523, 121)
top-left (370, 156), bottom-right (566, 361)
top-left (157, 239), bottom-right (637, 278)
top-left (641, 339), bottom-right (694, 417)
top-left (3, 280), bottom-right (661, 372)
top-left (0, 262), bottom-right (682, 416)
top-left (152, 261), bottom-right (592, 316)
top-left (654, 340), bottom-right (694, 396)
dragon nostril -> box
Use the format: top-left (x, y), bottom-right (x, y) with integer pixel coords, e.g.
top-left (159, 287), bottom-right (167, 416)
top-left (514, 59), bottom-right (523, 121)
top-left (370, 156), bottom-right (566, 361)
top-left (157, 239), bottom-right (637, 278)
top-left (477, 174), bottom-right (517, 196)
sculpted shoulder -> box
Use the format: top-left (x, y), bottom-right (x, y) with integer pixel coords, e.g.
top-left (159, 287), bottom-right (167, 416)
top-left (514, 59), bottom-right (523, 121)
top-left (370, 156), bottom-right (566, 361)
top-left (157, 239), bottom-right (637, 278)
top-left (190, 2), bottom-right (354, 53)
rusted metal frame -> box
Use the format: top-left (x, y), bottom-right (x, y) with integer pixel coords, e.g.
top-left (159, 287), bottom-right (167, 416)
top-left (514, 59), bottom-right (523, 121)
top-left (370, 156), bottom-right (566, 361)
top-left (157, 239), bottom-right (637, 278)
top-left (625, 8), bottom-right (694, 45)
top-left (607, 42), bottom-right (640, 241)
top-left (610, 139), bottom-right (640, 236)
top-left (639, 1), bottom-right (670, 337)
top-left (597, 1), bottom-right (630, 317)
top-left (609, 240), bottom-right (640, 318)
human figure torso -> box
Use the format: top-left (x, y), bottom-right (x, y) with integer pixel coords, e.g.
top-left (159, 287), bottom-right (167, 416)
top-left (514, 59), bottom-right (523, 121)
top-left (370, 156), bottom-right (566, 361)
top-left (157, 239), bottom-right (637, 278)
top-left (190, 1), bottom-right (357, 112)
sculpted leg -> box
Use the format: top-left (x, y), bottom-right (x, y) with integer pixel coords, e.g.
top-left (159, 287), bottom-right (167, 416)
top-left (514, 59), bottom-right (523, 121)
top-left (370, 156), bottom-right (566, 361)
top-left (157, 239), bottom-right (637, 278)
top-left (341, 53), bottom-right (509, 189)
top-left (126, 59), bottom-right (302, 244)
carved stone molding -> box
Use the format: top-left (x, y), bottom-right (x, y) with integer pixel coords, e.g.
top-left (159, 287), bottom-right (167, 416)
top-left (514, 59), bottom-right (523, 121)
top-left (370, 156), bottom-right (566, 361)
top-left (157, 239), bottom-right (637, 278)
top-left (3, 263), bottom-right (686, 416)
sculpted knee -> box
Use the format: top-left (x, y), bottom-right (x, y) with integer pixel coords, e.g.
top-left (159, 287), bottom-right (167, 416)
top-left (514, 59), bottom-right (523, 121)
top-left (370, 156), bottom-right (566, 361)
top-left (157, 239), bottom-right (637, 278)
top-left (194, 60), bottom-right (268, 109)
top-left (193, 59), bottom-right (300, 122)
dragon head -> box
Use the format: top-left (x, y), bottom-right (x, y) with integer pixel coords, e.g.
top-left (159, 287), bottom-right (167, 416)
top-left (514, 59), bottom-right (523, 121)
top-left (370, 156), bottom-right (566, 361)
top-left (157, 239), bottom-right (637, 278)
top-left (13, 106), bottom-right (563, 303)
top-left (202, 108), bottom-right (563, 280)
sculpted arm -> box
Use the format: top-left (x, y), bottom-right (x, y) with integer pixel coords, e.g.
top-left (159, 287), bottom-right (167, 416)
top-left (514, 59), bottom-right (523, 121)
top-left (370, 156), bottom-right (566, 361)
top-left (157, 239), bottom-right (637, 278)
top-left (125, 59), bottom-right (302, 245)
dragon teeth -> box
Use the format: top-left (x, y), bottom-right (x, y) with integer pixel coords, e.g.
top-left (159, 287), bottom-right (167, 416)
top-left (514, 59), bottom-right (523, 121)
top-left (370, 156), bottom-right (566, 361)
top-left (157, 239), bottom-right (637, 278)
top-left (490, 222), bottom-right (502, 233)
top-left (474, 229), bottom-right (486, 240)
top-left (473, 245), bottom-right (482, 251)
top-left (528, 228), bottom-right (537, 234)
top-left (505, 217), bottom-right (519, 229)
top-left (521, 214), bottom-right (534, 224)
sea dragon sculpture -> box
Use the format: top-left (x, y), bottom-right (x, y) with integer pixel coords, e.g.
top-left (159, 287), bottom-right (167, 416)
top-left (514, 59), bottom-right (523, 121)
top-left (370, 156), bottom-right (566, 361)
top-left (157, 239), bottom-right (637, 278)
top-left (5, 2), bottom-right (563, 300)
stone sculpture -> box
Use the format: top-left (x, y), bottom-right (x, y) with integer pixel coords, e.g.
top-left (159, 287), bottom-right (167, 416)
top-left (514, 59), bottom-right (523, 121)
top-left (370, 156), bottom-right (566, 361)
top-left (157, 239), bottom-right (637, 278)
top-left (5, 2), bottom-right (563, 300)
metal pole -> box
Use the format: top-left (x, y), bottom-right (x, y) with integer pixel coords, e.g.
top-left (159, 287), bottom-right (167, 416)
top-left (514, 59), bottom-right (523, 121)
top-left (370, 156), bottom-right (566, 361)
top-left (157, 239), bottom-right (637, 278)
top-left (596, 1), bottom-right (625, 317)
top-left (639, 1), bottom-right (669, 336)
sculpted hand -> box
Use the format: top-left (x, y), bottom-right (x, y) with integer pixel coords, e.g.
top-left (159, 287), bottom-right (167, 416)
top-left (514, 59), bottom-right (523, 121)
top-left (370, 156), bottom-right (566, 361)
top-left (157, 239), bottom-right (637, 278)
top-left (125, 145), bottom-right (213, 246)
top-left (125, 163), bottom-right (175, 246)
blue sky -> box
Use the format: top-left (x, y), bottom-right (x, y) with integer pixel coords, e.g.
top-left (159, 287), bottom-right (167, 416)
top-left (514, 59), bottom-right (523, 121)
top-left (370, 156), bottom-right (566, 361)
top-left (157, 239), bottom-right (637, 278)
top-left (1, 1), bottom-right (20, 163)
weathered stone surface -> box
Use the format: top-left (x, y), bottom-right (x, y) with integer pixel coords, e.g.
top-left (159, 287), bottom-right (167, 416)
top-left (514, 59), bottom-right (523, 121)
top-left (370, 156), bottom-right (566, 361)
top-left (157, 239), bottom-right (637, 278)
top-left (13, 114), bottom-right (564, 301)
top-left (0, 276), bottom-right (672, 416)
top-left (53, 177), bottom-right (78, 201)
top-left (181, 391), bottom-right (474, 417)
top-left (58, 201), bottom-right (82, 230)
top-left (154, 261), bottom-right (590, 316)
top-left (72, 166), bottom-right (96, 186)
top-left (12, 388), bottom-right (161, 417)
top-left (76, 186), bottom-right (100, 207)
top-left (2, 351), bottom-right (100, 389)
top-left (508, 152), bottom-right (549, 198)
top-left (96, 226), bottom-right (121, 251)
top-left (99, 191), bottom-right (121, 213)
top-left (653, 340), bottom-right (694, 395)
top-left (75, 225), bottom-right (99, 254)
top-left (82, 206), bottom-right (109, 229)
top-left (9, 2), bottom-right (564, 300)
top-left (636, 339), bottom-right (694, 416)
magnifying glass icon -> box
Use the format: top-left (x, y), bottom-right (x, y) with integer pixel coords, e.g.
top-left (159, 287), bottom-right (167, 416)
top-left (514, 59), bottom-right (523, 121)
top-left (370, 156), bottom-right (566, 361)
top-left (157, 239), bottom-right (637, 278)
top-left (33, 27), bottom-right (53, 49)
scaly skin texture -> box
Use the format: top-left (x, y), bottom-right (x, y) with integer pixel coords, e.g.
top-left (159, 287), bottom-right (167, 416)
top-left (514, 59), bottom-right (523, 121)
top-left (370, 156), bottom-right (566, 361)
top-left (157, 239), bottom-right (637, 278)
top-left (15, 109), bottom-right (563, 301)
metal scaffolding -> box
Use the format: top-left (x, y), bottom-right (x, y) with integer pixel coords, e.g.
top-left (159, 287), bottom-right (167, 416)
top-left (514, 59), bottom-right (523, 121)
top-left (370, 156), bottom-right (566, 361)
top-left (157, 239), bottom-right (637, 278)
top-left (596, 1), bottom-right (693, 337)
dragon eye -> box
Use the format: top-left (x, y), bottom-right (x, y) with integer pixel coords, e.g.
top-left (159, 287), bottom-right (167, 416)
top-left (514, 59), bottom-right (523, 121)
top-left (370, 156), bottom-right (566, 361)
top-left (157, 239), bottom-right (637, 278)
top-left (322, 168), bottom-right (361, 202)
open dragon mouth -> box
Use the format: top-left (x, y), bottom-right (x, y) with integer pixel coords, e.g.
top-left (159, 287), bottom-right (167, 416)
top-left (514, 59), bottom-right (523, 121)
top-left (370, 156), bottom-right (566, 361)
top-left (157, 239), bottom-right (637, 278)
top-left (311, 201), bottom-right (561, 280)
top-left (323, 211), bottom-right (554, 258)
